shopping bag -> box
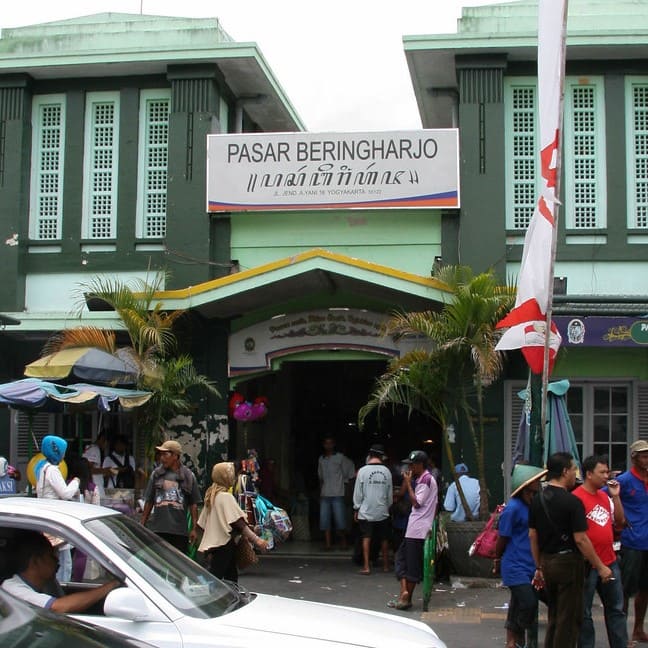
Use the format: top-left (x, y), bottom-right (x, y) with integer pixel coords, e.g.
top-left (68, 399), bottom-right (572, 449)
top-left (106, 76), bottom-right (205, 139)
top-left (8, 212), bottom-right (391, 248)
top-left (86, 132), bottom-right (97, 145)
top-left (468, 504), bottom-right (505, 559)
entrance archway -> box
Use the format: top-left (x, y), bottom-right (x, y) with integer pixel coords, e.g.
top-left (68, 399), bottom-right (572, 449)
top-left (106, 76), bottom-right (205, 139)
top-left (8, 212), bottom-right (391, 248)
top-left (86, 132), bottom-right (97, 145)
top-left (230, 357), bottom-right (442, 543)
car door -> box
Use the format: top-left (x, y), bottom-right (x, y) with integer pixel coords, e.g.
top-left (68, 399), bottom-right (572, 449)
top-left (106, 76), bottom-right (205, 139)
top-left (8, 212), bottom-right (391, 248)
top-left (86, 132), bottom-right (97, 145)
top-left (0, 516), bottom-right (183, 648)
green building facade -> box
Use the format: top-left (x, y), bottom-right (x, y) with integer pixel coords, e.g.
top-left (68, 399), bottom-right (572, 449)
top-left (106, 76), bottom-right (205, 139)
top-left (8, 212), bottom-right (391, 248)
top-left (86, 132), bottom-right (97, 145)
top-left (0, 13), bottom-right (453, 497)
top-left (405, 0), bottom-right (648, 496)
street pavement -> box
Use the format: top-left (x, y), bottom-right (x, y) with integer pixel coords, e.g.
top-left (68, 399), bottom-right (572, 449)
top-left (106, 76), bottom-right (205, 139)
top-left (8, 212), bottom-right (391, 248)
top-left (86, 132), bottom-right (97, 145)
top-left (240, 548), bottom-right (626, 648)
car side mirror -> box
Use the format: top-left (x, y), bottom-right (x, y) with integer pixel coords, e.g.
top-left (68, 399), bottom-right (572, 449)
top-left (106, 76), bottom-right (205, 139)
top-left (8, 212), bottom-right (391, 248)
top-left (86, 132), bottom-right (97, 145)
top-left (104, 587), bottom-right (165, 622)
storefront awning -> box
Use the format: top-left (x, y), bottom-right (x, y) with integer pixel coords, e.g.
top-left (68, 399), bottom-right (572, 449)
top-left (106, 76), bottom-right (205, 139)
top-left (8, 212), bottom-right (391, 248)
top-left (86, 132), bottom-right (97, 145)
top-left (155, 249), bottom-right (452, 319)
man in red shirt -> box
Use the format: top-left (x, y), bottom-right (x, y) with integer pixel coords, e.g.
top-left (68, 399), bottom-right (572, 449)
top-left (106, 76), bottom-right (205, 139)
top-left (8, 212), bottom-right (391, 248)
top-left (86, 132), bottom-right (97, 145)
top-left (573, 455), bottom-right (627, 648)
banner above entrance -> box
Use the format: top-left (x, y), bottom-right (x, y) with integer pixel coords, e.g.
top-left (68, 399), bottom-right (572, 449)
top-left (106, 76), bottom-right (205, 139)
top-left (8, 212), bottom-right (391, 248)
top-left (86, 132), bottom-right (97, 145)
top-left (206, 129), bottom-right (459, 212)
top-left (229, 309), bottom-right (429, 377)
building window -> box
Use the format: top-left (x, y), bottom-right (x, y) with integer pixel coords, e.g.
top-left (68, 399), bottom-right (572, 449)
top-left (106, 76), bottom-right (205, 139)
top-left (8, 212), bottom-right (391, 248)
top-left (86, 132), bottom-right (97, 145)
top-left (29, 94), bottom-right (66, 240)
top-left (505, 80), bottom-right (538, 230)
top-left (505, 77), bottom-right (606, 231)
top-left (626, 78), bottom-right (648, 228)
top-left (504, 380), bottom-right (640, 493)
top-left (564, 79), bottom-right (607, 229)
top-left (136, 90), bottom-right (170, 239)
top-left (82, 91), bottom-right (120, 239)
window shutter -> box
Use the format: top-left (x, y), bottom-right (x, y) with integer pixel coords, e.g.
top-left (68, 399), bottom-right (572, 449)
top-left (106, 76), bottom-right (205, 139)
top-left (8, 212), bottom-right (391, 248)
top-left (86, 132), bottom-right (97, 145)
top-left (83, 93), bottom-right (119, 239)
top-left (30, 96), bottom-right (66, 240)
top-left (507, 84), bottom-right (537, 230)
top-left (636, 382), bottom-right (648, 441)
top-left (565, 80), bottom-right (606, 229)
top-left (138, 94), bottom-right (170, 238)
top-left (11, 411), bottom-right (55, 464)
top-left (628, 82), bottom-right (648, 228)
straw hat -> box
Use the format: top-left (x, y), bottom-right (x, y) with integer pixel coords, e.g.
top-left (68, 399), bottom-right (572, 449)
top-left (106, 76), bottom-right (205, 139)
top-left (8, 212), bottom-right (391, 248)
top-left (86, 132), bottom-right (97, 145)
top-left (510, 464), bottom-right (547, 498)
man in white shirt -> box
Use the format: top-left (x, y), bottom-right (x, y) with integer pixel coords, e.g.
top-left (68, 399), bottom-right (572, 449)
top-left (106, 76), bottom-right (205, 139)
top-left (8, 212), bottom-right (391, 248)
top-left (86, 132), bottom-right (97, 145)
top-left (2, 531), bottom-right (120, 613)
top-left (353, 444), bottom-right (393, 574)
top-left (444, 463), bottom-right (480, 522)
top-left (102, 435), bottom-right (136, 489)
top-left (318, 436), bottom-right (355, 550)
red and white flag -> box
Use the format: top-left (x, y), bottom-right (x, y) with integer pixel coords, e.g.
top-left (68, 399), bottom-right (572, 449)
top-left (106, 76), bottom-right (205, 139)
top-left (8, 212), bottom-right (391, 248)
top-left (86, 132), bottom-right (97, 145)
top-left (495, 0), bottom-right (568, 374)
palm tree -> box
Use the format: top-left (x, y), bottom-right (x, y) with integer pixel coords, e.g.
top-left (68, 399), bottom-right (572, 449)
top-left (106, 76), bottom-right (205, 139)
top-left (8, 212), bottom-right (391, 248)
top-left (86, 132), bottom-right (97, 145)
top-left (360, 266), bottom-right (514, 519)
top-left (43, 274), bottom-right (219, 457)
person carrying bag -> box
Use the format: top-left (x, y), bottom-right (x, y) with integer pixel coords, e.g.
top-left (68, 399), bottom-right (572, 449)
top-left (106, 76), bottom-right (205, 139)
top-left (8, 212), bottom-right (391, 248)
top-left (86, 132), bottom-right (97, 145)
top-left (197, 463), bottom-right (268, 583)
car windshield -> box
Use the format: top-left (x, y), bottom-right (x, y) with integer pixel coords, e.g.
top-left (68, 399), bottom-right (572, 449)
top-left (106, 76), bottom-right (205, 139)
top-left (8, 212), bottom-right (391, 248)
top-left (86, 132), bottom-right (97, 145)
top-left (84, 516), bottom-right (239, 619)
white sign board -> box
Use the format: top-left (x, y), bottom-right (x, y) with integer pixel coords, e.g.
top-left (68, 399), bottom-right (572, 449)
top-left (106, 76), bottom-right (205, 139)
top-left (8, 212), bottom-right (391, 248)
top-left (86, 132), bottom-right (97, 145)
top-left (228, 309), bottom-right (429, 377)
top-left (207, 129), bottom-right (459, 212)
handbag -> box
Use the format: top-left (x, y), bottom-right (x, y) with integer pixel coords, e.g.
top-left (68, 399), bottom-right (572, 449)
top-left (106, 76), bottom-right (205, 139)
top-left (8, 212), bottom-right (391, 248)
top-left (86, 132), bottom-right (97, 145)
top-left (468, 504), bottom-right (505, 559)
top-left (235, 536), bottom-right (259, 570)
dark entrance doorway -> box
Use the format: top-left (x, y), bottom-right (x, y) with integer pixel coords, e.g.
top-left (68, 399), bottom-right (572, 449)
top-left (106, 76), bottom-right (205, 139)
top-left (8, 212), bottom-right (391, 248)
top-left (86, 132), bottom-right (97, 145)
top-left (231, 357), bottom-right (442, 542)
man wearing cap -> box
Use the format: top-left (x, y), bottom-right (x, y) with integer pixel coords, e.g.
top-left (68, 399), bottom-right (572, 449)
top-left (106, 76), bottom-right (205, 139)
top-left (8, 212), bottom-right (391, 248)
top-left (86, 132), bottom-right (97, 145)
top-left (443, 463), bottom-right (480, 522)
top-left (391, 450), bottom-right (438, 610)
top-left (573, 455), bottom-right (627, 648)
top-left (141, 440), bottom-right (202, 553)
top-left (616, 439), bottom-right (648, 643)
top-left (494, 464), bottom-right (547, 648)
top-left (353, 444), bottom-right (393, 574)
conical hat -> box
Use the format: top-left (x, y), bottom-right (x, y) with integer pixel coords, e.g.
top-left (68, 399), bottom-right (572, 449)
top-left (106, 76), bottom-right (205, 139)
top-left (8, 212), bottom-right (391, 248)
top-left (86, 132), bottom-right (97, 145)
top-left (511, 464), bottom-right (547, 498)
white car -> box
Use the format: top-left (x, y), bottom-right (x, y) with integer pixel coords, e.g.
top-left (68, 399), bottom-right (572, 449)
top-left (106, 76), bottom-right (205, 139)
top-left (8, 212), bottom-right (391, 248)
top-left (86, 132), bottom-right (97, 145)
top-left (0, 498), bottom-right (446, 648)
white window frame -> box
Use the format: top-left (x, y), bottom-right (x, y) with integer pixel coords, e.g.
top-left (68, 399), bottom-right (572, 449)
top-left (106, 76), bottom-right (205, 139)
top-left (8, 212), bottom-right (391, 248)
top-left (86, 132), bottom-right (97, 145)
top-left (136, 89), bottom-right (171, 239)
top-left (81, 91), bottom-right (120, 239)
top-left (504, 78), bottom-right (540, 231)
top-left (504, 378), bottom-right (643, 496)
top-left (563, 77), bottom-right (607, 230)
top-left (29, 94), bottom-right (66, 240)
top-left (625, 76), bottom-right (648, 229)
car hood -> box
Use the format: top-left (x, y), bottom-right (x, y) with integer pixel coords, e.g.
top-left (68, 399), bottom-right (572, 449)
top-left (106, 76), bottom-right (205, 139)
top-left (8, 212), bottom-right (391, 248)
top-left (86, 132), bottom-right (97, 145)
top-left (219, 593), bottom-right (445, 647)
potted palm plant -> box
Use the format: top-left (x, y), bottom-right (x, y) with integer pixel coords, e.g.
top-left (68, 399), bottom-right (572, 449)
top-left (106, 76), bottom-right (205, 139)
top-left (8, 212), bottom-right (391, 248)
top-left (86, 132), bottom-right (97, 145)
top-left (360, 266), bottom-right (513, 575)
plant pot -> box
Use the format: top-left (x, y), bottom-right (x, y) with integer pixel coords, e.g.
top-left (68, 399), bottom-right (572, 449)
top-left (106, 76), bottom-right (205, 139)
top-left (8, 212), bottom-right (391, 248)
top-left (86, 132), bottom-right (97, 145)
top-left (445, 520), bottom-right (496, 578)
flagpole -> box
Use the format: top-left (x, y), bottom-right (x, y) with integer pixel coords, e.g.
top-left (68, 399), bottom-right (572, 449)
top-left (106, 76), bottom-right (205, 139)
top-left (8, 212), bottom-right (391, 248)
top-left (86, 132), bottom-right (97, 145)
top-left (539, 0), bottom-right (569, 453)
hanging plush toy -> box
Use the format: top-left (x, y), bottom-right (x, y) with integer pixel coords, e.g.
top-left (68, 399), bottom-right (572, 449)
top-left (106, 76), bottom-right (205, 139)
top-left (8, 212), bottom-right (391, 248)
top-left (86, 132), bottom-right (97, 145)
top-left (233, 400), bottom-right (254, 421)
top-left (232, 395), bottom-right (270, 422)
top-left (229, 392), bottom-right (245, 418)
top-left (250, 396), bottom-right (269, 421)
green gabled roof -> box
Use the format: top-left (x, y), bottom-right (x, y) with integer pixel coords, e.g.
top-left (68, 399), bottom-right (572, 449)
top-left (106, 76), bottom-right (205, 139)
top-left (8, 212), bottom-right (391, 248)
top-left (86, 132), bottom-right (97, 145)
top-left (405, 0), bottom-right (648, 128)
top-left (0, 12), bottom-right (304, 132)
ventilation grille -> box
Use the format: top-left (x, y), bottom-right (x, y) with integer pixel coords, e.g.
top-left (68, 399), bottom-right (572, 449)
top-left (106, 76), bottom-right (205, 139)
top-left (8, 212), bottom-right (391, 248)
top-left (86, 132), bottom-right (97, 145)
top-left (87, 99), bottom-right (117, 239)
top-left (569, 85), bottom-right (599, 229)
top-left (631, 85), bottom-right (648, 228)
top-left (637, 382), bottom-right (648, 441)
top-left (141, 98), bottom-right (169, 238)
top-left (33, 100), bottom-right (65, 240)
top-left (510, 86), bottom-right (537, 230)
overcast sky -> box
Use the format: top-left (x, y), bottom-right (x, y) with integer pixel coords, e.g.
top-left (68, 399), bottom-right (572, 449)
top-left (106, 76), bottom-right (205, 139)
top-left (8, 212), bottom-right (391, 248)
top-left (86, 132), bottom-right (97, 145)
top-left (1, 0), bottom-right (499, 131)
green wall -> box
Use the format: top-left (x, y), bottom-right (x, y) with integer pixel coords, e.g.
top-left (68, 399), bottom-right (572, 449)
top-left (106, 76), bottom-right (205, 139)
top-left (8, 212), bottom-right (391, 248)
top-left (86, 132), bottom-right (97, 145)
top-left (230, 209), bottom-right (443, 277)
top-left (554, 347), bottom-right (648, 380)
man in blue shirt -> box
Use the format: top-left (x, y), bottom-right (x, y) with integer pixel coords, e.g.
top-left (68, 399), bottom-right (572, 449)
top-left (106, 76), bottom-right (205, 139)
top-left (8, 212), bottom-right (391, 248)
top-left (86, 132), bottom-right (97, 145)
top-left (617, 439), bottom-right (648, 644)
top-left (494, 464), bottom-right (547, 648)
top-left (443, 463), bottom-right (480, 522)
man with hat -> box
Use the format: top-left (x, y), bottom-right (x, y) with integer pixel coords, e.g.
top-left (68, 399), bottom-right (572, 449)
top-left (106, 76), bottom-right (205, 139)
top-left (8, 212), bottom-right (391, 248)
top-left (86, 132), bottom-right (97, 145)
top-left (140, 439), bottom-right (201, 553)
top-left (353, 444), bottom-right (393, 574)
top-left (616, 439), bottom-right (648, 643)
top-left (494, 463), bottom-right (547, 648)
top-left (391, 450), bottom-right (437, 610)
top-left (443, 462), bottom-right (480, 522)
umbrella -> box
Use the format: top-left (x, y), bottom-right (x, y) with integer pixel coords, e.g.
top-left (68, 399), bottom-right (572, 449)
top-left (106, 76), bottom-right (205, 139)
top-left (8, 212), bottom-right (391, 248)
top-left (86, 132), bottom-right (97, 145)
top-left (24, 347), bottom-right (139, 385)
top-left (512, 379), bottom-right (581, 468)
top-left (0, 378), bottom-right (151, 412)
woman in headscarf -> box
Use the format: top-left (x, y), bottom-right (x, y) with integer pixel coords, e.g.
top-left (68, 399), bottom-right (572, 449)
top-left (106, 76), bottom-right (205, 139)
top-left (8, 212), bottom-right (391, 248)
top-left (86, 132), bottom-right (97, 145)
top-left (197, 462), bottom-right (268, 582)
top-left (36, 435), bottom-right (80, 582)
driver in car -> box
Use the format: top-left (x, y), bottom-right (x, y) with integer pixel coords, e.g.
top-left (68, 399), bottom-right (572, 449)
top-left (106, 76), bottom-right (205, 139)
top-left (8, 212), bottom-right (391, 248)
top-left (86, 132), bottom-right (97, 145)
top-left (1, 530), bottom-right (121, 613)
